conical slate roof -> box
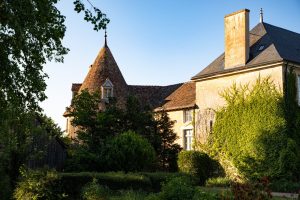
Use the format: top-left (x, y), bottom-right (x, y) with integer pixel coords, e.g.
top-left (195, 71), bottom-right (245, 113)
top-left (79, 43), bottom-right (128, 107)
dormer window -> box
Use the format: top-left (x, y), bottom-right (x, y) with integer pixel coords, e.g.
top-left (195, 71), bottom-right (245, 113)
top-left (102, 79), bottom-right (113, 99)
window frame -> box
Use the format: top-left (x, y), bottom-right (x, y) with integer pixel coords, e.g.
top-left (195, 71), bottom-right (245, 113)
top-left (183, 109), bottom-right (192, 123)
top-left (183, 129), bottom-right (193, 150)
top-left (101, 79), bottom-right (114, 99)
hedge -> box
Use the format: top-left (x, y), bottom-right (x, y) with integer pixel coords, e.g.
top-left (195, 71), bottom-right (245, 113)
top-left (60, 172), bottom-right (152, 199)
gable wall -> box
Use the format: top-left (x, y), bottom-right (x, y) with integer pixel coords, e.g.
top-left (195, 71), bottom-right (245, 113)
top-left (195, 64), bottom-right (284, 143)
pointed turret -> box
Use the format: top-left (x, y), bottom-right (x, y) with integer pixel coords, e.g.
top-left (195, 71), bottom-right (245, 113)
top-left (79, 33), bottom-right (128, 107)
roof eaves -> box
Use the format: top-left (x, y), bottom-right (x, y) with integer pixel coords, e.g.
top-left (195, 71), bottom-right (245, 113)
top-left (191, 59), bottom-right (284, 81)
top-left (154, 104), bottom-right (197, 112)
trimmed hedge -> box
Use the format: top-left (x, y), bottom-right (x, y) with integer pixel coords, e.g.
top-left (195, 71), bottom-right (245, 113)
top-left (178, 151), bottom-right (213, 185)
top-left (60, 172), bottom-right (152, 199)
top-left (14, 169), bottom-right (189, 199)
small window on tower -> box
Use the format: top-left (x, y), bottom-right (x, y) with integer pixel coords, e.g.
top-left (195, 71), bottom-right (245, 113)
top-left (102, 79), bottom-right (113, 99)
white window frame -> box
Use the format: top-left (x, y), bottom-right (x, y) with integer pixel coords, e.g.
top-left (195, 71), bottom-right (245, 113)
top-left (183, 109), bottom-right (192, 123)
top-left (101, 79), bottom-right (114, 99)
top-left (183, 129), bottom-right (193, 150)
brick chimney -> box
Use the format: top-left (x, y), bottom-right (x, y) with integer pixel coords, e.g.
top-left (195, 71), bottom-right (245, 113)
top-left (224, 9), bottom-right (250, 69)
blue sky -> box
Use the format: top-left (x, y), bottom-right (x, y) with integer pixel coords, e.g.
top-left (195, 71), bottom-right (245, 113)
top-left (41, 0), bottom-right (300, 130)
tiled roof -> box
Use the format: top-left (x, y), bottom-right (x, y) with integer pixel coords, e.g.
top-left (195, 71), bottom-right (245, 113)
top-left (71, 83), bottom-right (82, 92)
top-left (155, 82), bottom-right (196, 111)
top-left (128, 83), bottom-right (183, 109)
top-left (79, 45), bottom-right (128, 107)
top-left (192, 22), bottom-right (300, 80)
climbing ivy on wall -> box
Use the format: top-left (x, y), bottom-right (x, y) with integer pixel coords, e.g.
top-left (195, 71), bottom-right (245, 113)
top-left (203, 75), bottom-right (300, 181)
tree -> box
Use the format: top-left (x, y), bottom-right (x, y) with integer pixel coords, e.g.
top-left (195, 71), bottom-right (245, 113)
top-left (155, 111), bottom-right (182, 171)
top-left (0, 0), bottom-right (109, 196)
top-left (67, 91), bottom-right (182, 172)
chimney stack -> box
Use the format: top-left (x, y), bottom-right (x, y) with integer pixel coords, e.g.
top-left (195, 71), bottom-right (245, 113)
top-left (224, 9), bottom-right (250, 69)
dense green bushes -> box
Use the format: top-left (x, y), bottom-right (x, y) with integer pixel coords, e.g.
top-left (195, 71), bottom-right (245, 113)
top-left (159, 176), bottom-right (196, 200)
top-left (205, 77), bottom-right (300, 180)
top-left (104, 131), bottom-right (156, 172)
top-left (178, 150), bottom-right (213, 185)
top-left (81, 179), bottom-right (109, 200)
top-left (14, 168), bottom-right (66, 200)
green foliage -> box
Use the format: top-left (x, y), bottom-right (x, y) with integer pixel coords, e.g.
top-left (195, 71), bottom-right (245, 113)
top-left (104, 131), bottom-right (156, 172)
top-left (14, 168), bottom-right (66, 200)
top-left (0, 0), bottom-right (68, 111)
top-left (159, 176), bottom-right (196, 200)
top-left (110, 190), bottom-right (148, 200)
top-left (269, 179), bottom-right (300, 193)
top-left (205, 177), bottom-right (232, 187)
top-left (60, 172), bottom-right (152, 198)
top-left (230, 177), bottom-right (272, 200)
top-left (206, 77), bottom-right (300, 180)
top-left (73, 0), bottom-right (109, 31)
top-left (0, 111), bottom-right (64, 198)
top-left (155, 111), bottom-right (182, 171)
top-left (178, 150), bottom-right (213, 185)
top-left (81, 178), bottom-right (109, 200)
top-left (193, 187), bottom-right (221, 200)
top-left (68, 92), bottom-right (181, 172)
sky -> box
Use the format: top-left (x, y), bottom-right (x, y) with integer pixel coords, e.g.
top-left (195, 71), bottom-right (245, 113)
top-left (41, 0), bottom-right (300, 130)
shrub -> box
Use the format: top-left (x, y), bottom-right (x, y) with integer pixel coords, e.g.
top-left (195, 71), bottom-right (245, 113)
top-left (205, 177), bottom-right (232, 187)
top-left (178, 150), bottom-right (213, 185)
top-left (159, 176), bottom-right (195, 200)
top-left (104, 131), bottom-right (156, 172)
top-left (14, 168), bottom-right (66, 200)
top-left (60, 171), bottom-right (152, 198)
top-left (81, 178), bottom-right (109, 200)
top-left (269, 179), bottom-right (300, 193)
top-left (141, 172), bottom-right (184, 192)
top-left (193, 188), bottom-right (221, 200)
top-left (111, 190), bottom-right (147, 200)
top-left (231, 177), bottom-right (272, 200)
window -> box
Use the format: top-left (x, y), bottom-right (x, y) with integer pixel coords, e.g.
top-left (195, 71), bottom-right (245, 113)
top-left (184, 129), bottom-right (193, 150)
top-left (183, 110), bottom-right (192, 123)
top-left (101, 79), bottom-right (113, 99)
top-left (103, 87), bottom-right (113, 98)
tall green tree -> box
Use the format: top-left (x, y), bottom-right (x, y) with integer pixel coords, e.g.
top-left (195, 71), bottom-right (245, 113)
top-left (155, 111), bottom-right (182, 171)
top-left (0, 0), bottom-right (109, 197)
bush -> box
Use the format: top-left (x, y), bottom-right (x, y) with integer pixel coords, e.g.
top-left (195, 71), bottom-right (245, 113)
top-left (178, 150), bottom-right (213, 185)
top-left (104, 131), bottom-right (156, 172)
top-left (269, 179), bottom-right (300, 193)
top-left (81, 178), bottom-right (109, 200)
top-left (141, 172), bottom-right (184, 191)
top-left (159, 176), bottom-right (195, 200)
top-left (205, 177), bottom-right (232, 187)
top-left (60, 172), bottom-right (152, 198)
top-left (193, 188), bottom-right (221, 200)
top-left (14, 168), bottom-right (66, 200)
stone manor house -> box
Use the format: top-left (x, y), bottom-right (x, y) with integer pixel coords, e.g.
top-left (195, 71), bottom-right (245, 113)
top-left (64, 9), bottom-right (300, 150)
